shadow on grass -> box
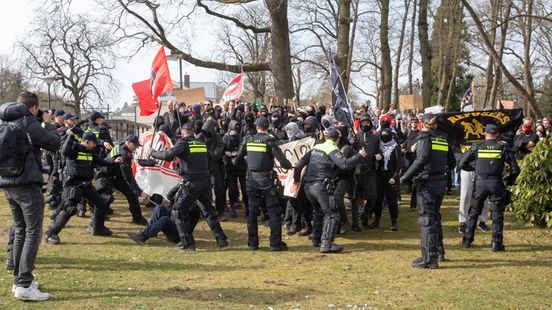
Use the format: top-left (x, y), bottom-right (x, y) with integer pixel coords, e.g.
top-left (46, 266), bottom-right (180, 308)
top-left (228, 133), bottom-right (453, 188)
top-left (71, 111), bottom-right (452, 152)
top-left (37, 256), bottom-right (264, 272)
top-left (48, 286), bottom-right (315, 305)
top-left (442, 257), bottom-right (552, 269)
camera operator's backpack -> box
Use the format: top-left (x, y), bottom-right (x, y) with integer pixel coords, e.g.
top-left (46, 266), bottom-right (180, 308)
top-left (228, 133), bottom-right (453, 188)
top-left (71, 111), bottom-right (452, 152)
top-left (0, 116), bottom-right (29, 177)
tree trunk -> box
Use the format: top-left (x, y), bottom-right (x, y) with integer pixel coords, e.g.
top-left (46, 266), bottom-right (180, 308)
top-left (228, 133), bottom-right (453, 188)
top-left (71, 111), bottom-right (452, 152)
top-left (461, 0), bottom-right (543, 118)
top-left (408, 0), bottom-right (417, 94)
top-left (393, 0), bottom-right (411, 108)
top-left (489, 0), bottom-right (512, 109)
top-left (522, 0), bottom-right (536, 115)
top-left (380, 0), bottom-right (392, 110)
top-left (336, 0), bottom-right (352, 92)
top-left (418, 0), bottom-right (432, 108)
top-left (265, 0), bottom-right (294, 104)
top-left (483, 0), bottom-right (500, 109)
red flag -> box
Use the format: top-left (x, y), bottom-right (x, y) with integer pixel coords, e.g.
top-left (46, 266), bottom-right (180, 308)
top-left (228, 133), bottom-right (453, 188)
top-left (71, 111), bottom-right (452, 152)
top-left (132, 79), bottom-right (158, 116)
top-left (132, 46), bottom-right (174, 116)
top-left (151, 47), bottom-right (173, 100)
top-left (221, 73), bottom-right (243, 102)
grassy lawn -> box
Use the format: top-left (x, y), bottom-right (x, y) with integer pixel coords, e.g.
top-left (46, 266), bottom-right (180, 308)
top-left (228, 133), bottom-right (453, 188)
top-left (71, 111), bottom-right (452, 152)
top-left (0, 189), bottom-right (551, 309)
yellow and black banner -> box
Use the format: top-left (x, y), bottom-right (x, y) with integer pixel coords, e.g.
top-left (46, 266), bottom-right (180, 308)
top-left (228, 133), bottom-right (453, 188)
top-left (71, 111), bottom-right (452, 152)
top-left (435, 109), bottom-right (524, 152)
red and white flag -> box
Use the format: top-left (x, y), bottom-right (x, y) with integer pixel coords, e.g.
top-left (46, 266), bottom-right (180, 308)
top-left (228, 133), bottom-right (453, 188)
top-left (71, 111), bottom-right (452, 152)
top-left (221, 72), bottom-right (243, 102)
top-left (132, 46), bottom-right (174, 116)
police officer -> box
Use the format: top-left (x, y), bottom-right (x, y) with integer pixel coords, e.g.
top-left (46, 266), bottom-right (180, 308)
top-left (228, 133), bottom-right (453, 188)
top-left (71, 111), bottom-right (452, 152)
top-left (95, 135), bottom-right (149, 225)
top-left (236, 116), bottom-right (293, 251)
top-left (150, 123), bottom-right (228, 251)
top-left (293, 126), bottom-right (367, 253)
top-left (459, 124), bottom-right (519, 251)
top-left (45, 131), bottom-right (119, 244)
top-left (85, 111), bottom-right (113, 155)
top-left (400, 113), bottom-right (456, 269)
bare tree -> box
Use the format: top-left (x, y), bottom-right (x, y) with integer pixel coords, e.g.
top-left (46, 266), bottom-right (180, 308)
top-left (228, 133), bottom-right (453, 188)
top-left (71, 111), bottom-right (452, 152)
top-left (379, 0), bottom-right (392, 109)
top-left (19, 7), bottom-right (118, 117)
top-left (0, 56), bottom-right (30, 104)
top-left (418, 0), bottom-right (433, 107)
top-left (392, 0), bottom-right (412, 108)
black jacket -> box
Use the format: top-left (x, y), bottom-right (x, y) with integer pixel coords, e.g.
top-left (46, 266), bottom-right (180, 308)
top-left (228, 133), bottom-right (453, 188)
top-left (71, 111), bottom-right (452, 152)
top-left (0, 102), bottom-right (61, 187)
top-left (151, 136), bottom-right (210, 182)
top-left (201, 119), bottom-right (225, 173)
top-left (294, 139), bottom-right (362, 184)
top-left (101, 143), bottom-right (142, 194)
top-left (354, 131), bottom-right (381, 175)
top-left (62, 135), bottom-right (109, 181)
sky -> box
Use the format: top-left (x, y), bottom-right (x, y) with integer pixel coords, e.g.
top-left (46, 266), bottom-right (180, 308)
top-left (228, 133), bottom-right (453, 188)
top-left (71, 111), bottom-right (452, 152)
top-left (0, 0), bottom-right (220, 109)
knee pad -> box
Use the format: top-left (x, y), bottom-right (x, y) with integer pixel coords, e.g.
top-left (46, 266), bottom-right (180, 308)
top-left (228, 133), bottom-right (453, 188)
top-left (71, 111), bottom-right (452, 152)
top-left (64, 187), bottom-right (84, 205)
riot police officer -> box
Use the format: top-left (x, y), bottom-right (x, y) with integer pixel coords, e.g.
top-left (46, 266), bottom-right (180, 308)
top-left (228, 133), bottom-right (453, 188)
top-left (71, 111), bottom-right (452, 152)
top-left (45, 131), bottom-right (119, 244)
top-left (459, 124), bottom-right (519, 251)
top-left (96, 134), bottom-right (149, 225)
top-left (400, 113), bottom-right (455, 269)
top-left (150, 123), bottom-right (228, 251)
top-left (236, 117), bottom-right (293, 251)
top-left (293, 126), bottom-right (367, 253)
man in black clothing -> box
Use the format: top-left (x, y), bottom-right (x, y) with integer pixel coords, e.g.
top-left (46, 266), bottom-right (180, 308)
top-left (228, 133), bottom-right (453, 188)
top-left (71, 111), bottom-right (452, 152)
top-left (46, 131), bottom-right (118, 244)
top-left (293, 126), bottom-right (367, 253)
top-left (150, 123), bottom-right (228, 251)
top-left (95, 135), bottom-right (149, 225)
top-left (223, 120), bottom-right (248, 218)
top-left (513, 118), bottom-right (539, 160)
top-left (0, 93), bottom-right (60, 301)
top-left (400, 114), bottom-right (456, 269)
top-left (404, 117), bottom-right (420, 211)
top-left (352, 115), bottom-right (382, 229)
top-left (236, 117), bottom-right (293, 251)
top-left (460, 124), bottom-right (519, 251)
top-left (201, 119), bottom-right (227, 220)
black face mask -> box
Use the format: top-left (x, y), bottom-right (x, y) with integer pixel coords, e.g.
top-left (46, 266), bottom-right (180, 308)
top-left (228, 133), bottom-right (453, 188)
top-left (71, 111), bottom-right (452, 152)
top-left (381, 134), bottom-right (392, 143)
top-left (272, 118), bottom-right (281, 126)
top-left (361, 125), bottom-right (372, 133)
top-left (307, 110), bottom-right (315, 117)
top-left (246, 116), bottom-right (254, 124)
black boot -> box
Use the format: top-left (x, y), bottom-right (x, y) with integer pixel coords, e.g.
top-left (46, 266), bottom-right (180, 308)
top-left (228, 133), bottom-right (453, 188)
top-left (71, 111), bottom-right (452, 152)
top-left (132, 216), bottom-right (148, 226)
top-left (298, 226), bottom-right (312, 236)
top-left (270, 241), bottom-right (288, 252)
top-left (411, 257), bottom-right (438, 269)
top-left (89, 225), bottom-right (112, 236)
top-left (367, 219), bottom-right (380, 229)
top-left (320, 240), bottom-right (343, 253)
top-left (216, 236), bottom-right (229, 248)
top-left (491, 241), bottom-right (505, 252)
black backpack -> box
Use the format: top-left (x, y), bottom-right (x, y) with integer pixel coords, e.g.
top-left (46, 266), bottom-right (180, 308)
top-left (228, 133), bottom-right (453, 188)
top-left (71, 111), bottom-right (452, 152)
top-left (0, 116), bottom-right (30, 177)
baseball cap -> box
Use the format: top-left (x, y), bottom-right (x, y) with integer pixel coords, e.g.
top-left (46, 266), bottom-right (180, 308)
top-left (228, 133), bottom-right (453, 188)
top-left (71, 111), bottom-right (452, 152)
top-left (54, 110), bottom-right (65, 117)
top-left (324, 125), bottom-right (342, 139)
top-left (63, 113), bottom-right (77, 120)
top-left (254, 116), bottom-right (269, 128)
top-left (89, 111), bottom-right (105, 121)
top-left (82, 131), bottom-right (97, 142)
top-left (485, 124), bottom-right (498, 135)
top-left (126, 134), bottom-right (141, 146)
top-left (180, 122), bottom-right (194, 131)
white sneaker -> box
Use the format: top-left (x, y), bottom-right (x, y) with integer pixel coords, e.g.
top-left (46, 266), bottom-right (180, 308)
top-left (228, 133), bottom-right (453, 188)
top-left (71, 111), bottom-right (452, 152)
top-left (12, 281), bottom-right (39, 294)
top-left (14, 285), bottom-right (49, 301)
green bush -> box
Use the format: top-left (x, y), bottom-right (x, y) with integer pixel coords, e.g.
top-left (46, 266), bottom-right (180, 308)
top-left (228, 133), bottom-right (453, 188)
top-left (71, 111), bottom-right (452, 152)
top-left (509, 138), bottom-right (552, 228)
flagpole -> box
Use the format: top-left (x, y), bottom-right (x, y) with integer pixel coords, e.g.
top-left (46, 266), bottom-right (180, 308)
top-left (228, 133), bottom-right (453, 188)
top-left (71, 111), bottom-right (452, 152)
top-left (147, 100), bottom-right (164, 159)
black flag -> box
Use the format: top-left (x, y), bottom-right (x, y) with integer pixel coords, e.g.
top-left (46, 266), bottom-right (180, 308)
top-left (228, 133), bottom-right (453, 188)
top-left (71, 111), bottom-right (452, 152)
top-left (435, 109), bottom-right (524, 152)
top-left (329, 54), bottom-right (354, 128)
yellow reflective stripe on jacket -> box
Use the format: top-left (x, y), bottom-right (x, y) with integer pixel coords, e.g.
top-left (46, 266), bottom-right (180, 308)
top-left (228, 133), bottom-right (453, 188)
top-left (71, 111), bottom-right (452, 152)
top-left (247, 142), bottom-right (267, 153)
top-left (478, 149), bottom-right (502, 159)
top-left (431, 138), bottom-right (449, 152)
top-left (313, 139), bottom-right (339, 155)
top-left (86, 129), bottom-right (100, 138)
top-left (188, 141), bottom-right (207, 153)
top-left (109, 145), bottom-right (121, 158)
top-left (76, 152), bottom-right (93, 161)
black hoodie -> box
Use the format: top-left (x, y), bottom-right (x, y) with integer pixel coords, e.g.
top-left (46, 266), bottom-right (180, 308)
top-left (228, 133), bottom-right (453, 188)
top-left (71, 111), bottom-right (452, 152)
top-left (201, 119), bottom-right (225, 173)
top-left (0, 102), bottom-right (61, 187)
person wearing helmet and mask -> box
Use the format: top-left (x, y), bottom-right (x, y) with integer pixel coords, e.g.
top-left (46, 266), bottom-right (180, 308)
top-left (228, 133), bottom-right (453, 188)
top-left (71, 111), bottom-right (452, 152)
top-left (223, 120), bottom-right (248, 218)
top-left (242, 111), bottom-right (257, 138)
top-left (269, 110), bottom-right (287, 141)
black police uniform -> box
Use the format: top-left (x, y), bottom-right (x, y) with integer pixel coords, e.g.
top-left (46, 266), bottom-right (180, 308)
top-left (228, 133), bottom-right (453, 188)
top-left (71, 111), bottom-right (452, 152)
top-left (459, 138), bottom-right (519, 251)
top-left (46, 134), bottom-right (113, 241)
top-left (151, 133), bottom-right (227, 250)
top-left (236, 123), bottom-right (292, 251)
top-left (95, 142), bottom-right (147, 225)
top-left (401, 129), bottom-right (455, 268)
top-left (294, 137), bottom-right (362, 252)
top-left (201, 120), bottom-right (227, 218)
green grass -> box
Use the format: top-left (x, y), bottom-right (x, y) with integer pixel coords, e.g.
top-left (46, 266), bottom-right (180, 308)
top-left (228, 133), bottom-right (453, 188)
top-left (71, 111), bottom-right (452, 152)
top-left (0, 189), bottom-right (551, 309)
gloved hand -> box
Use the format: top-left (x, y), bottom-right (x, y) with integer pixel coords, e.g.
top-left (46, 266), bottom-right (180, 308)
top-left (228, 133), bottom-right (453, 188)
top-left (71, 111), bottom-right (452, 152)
top-left (399, 176), bottom-right (407, 184)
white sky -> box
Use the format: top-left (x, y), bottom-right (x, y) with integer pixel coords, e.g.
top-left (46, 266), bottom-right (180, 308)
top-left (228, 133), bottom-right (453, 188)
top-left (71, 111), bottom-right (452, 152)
top-left (0, 0), bottom-right (219, 109)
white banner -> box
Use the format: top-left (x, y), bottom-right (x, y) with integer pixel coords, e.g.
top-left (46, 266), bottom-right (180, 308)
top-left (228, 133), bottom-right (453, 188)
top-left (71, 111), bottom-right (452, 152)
top-left (274, 137), bottom-right (315, 198)
top-left (133, 132), bottom-right (181, 199)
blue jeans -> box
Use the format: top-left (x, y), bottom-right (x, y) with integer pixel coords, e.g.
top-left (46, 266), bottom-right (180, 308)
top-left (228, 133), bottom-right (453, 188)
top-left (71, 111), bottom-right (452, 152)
top-left (141, 205), bottom-right (180, 243)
